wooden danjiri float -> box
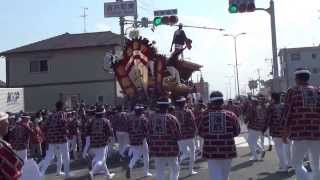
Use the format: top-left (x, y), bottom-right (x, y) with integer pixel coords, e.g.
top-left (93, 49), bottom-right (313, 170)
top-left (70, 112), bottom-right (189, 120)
top-left (109, 37), bottom-right (202, 105)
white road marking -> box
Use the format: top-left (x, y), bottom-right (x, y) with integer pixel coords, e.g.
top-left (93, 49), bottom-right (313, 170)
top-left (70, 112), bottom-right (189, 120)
top-left (235, 135), bottom-right (274, 148)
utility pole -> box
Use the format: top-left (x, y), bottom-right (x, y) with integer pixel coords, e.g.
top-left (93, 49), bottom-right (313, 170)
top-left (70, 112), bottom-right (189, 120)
top-left (255, 0), bottom-right (279, 90)
top-left (81, 7), bottom-right (88, 33)
top-left (133, 0), bottom-right (138, 28)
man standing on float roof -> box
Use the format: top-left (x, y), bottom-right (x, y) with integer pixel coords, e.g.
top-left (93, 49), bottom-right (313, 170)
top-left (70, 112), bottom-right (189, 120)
top-left (282, 68), bottom-right (320, 180)
top-left (170, 23), bottom-right (188, 58)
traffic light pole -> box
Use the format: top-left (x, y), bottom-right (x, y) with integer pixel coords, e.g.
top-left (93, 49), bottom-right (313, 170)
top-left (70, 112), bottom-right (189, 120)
top-left (255, 0), bottom-right (279, 79)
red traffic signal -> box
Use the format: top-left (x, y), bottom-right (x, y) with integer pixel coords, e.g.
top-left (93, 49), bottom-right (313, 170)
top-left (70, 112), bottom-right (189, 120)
top-left (169, 16), bottom-right (178, 24)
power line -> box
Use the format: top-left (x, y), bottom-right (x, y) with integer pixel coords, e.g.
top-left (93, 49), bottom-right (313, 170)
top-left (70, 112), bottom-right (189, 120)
top-left (181, 24), bottom-right (225, 31)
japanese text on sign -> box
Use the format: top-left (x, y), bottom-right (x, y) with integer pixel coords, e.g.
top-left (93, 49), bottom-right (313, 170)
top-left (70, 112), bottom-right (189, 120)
top-left (104, 1), bottom-right (137, 17)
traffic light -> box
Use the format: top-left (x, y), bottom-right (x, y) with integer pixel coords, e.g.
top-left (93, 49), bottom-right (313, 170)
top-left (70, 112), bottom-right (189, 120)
top-left (229, 0), bottom-right (255, 13)
top-left (153, 15), bottom-right (178, 26)
top-left (229, 2), bottom-right (238, 13)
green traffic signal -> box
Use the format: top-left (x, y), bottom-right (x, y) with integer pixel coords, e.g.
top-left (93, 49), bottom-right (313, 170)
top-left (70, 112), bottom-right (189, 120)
top-left (229, 4), bottom-right (238, 13)
top-left (153, 17), bottom-right (162, 26)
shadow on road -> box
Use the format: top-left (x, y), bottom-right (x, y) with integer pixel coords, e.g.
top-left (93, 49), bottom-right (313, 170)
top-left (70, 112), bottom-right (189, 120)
top-left (231, 161), bottom-right (254, 171)
top-left (257, 171), bottom-right (295, 180)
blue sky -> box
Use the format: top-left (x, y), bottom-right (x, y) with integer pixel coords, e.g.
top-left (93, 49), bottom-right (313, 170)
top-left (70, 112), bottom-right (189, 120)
top-left (1, 0), bottom-right (320, 98)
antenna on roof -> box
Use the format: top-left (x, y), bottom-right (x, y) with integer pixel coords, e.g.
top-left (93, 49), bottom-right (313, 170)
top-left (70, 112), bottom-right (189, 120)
top-left (81, 7), bottom-right (88, 33)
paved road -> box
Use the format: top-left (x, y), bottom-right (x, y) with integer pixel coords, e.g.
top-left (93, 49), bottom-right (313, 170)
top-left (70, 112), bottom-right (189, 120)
top-left (44, 133), bottom-right (297, 180)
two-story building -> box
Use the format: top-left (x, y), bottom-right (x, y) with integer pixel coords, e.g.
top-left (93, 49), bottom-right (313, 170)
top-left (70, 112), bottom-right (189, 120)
top-left (0, 31), bottom-right (123, 112)
top-left (279, 46), bottom-right (320, 90)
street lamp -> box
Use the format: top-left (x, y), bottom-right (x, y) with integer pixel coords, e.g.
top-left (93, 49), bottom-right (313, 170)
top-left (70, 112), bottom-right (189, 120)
top-left (224, 32), bottom-right (246, 97)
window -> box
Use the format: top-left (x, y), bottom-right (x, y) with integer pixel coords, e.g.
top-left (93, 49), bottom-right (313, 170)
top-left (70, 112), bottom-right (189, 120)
top-left (312, 53), bottom-right (317, 59)
top-left (291, 53), bottom-right (301, 61)
top-left (30, 60), bottom-right (48, 73)
top-left (40, 60), bottom-right (48, 72)
top-left (312, 68), bottom-right (319, 74)
top-left (98, 96), bottom-right (104, 104)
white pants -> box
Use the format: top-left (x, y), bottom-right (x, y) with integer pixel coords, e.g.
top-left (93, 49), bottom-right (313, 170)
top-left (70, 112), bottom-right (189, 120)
top-left (15, 149), bottom-right (27, 162)
top-left (260, 132), bottom-right (272, 151)
top-left (174, 44), bottom-right (184, 59)
top-left (39, 143), bottom-right (70, 176)
top-left (208, 159), bottom-right (232, 180)
top-left (292, 140), bottom-right (320, 180)
top-left (247, 129), bottom-right (264, 159)
top-left (128, 139), bottom-right (150, 175)
top-left (195, 136), bottom-right (204, 154)
top-left (116, 131), bottom-right (130, 157)
top-left (154, 157), bottom-right (179, 180)
top-left (39, 145), bottom-right (63, 174)
top-left (273, 137), bottom-right (291, 169)
top-left (167, 66), bottom-right (181, 84)
top-left (148, 61), bottom-right (155, 77)
top-left (178, 138), bottom-right (196, 173)
top-left (90, 146), bottom-right (112, 176)
top-left (68, 136), bottom-right (78, 159)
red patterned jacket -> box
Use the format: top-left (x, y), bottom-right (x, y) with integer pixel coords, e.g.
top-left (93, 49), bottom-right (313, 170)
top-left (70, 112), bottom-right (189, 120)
top-left (147, 113), bottom-right (181, 157)
top-left (30, 123), bottom-right (44, 144)
top-left (198, 108), bottom-right (240, 159)
top-left (223, 104), bottom-right (241, 117)
top-left (8, 122), bottom-right (33, 151)
top-left (267, 103), bottom-right (285, 137)
top-left (67, 117), bottom-right (80, 139)
top-left (112, 112), bottom-right (129, 132)
top-left (127, 114), bottom-right (149, 146)
top-left (175, 107), bottom-right (197, 139)
top-left (80, 115), bottom-right (94, 138)
top-left (87, 117), bottom-right (113, 148)
top-left (282, 84), bottom-right (320, 140)
top-left (0, 139), bottom-right (23, 180)
top-left (194, 105), bottom-right (206, 129)
top-left (43, 111), bottom-right (68, 144)
top-left (246, 102), bottom-right (268, 131)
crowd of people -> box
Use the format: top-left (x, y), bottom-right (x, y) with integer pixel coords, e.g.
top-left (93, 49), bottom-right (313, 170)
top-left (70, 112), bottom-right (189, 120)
top-left (0, 67), bottom-right (319, 180)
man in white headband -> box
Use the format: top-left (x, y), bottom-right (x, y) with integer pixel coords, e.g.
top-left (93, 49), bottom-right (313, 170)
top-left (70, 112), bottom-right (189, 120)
top-left (198, 91), bottom-right (240, 180)
top-left (282, 68), bottom-right (320, 180)
top-left (84, 105), bottom-right (115, 179)
top-left (8, 113), bottom-right (34, 162)
top-left (38, 101), bottom-right (71, 178)
top-left (245, 94), bottom-right (268, 161)
top-left (126, 104), bottom-right (152, 178)
top-left (175, 96), bottom-right (198, 176)
top-left (148, 97), bottom-right (181, 180)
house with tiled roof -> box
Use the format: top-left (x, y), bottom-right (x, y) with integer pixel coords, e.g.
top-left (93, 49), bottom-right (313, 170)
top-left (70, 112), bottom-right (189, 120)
top-left (0, 31), bottom-right (123, 111)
